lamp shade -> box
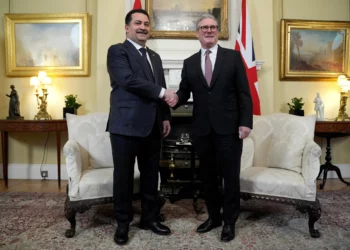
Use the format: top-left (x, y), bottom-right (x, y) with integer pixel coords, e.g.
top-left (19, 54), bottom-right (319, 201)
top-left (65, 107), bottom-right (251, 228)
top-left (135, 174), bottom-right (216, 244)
top-left (30, 76), bottom-right (40, 86)
top-left (337, 75), bottom-right (350, 91)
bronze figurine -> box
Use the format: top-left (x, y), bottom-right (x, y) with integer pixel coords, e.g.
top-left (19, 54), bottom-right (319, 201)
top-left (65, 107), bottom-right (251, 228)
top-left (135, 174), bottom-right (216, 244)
top-left (6, 85), bottom-right (24, 120)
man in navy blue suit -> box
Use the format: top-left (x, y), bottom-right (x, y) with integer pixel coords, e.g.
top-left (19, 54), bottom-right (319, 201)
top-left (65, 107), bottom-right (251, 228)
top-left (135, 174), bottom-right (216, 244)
top-left (107, 9), bottom-right (175, 245)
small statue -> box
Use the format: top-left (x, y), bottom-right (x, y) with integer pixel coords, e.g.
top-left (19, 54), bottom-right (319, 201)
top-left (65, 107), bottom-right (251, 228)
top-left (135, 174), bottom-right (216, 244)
top-left (6, 85), bottom-right (24, 120)
top-left (313, 92), bottom-right (324, 121)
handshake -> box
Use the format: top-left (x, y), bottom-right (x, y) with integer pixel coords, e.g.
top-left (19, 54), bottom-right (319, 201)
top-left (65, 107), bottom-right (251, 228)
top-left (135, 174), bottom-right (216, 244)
top-left (163, 89), bottom-right (178, 107)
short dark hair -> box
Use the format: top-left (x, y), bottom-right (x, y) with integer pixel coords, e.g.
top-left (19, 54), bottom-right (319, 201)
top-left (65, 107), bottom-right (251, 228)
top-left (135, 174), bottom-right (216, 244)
top-left (125, 9), bottom-right (150, 25)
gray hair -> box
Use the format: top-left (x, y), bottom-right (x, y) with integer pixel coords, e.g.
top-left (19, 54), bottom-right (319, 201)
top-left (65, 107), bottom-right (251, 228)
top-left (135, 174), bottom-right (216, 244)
top-left (196, 13), bottom-right (218, 30)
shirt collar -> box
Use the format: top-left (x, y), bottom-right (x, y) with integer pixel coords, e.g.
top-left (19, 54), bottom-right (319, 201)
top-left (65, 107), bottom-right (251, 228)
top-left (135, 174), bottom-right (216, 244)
top-left (201, 44), bottom-right (218, 57)
top-left (127, 38), bottom-right (146, 52)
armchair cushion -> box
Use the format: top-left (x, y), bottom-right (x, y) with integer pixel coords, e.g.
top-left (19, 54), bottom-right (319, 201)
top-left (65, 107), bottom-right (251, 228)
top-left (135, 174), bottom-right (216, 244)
top-left (266, 132), bottom-right (307, 173)
top-left (74, 168), bottom-right (140, 201)
top-left (250, 114), bottom-right (317, 168)
top-left (88, 133), bottom-right (113, 168)
top-left (240, 167), bottom-right (308, 200)
top-left (66, 113), bottom-right (109, 171)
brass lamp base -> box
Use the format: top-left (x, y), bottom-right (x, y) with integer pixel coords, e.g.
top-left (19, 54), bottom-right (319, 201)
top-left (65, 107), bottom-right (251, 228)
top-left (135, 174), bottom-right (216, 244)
top-left (34, 110), bottom-right (52, 120)
top-left (34, 88), bottom-right (52, 120)
top-left (335, 112), bottom-right (350, 121)
top-left (335, 92), bottom-right (350, 121)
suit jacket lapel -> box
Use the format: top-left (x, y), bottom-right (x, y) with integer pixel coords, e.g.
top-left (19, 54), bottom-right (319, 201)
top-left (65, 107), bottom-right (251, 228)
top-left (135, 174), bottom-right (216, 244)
top-left (123, 40), bottom-right (154, 82)
top-left (210, 45), bottom-right (225, 89)
top-left (148, 48), bottom-right (158, 85)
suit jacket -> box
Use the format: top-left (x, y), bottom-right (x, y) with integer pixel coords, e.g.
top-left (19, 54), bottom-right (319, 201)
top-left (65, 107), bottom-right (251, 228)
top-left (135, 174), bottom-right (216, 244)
top-left (176, 45), bottom-right (253, 136)
top-left (106, 40), bottom-right (171, 137)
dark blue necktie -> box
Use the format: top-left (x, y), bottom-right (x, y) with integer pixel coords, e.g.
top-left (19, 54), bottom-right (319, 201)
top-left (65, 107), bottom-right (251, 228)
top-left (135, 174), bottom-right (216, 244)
top-left (139, 48), bottom-right (154, 80)
top-left (139, 47), bottom-right (147, 58)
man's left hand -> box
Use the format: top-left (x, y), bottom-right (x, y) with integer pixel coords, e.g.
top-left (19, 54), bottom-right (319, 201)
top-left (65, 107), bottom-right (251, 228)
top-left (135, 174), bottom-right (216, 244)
top-left (162, 120), bottom-right (171, 138)
top-left (239, 126), bottom-right (251, 139)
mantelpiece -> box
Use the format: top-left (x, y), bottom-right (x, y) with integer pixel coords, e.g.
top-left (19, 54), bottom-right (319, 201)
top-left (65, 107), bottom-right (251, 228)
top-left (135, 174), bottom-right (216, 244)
top-left (162, 58), bottom-right (265, 91)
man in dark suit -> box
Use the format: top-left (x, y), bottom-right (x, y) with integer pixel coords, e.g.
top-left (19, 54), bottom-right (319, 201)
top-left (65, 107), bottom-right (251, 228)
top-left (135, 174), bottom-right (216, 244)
top-left (165, 13), bottom-right (253, 242)
top-left (107, 9), bottom-right (175, 245)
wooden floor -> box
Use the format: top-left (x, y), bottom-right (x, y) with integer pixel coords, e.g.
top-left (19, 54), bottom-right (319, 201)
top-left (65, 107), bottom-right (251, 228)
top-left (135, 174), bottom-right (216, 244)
top-left (0, 178), bottom-right (349, 193)
top-left (0, 179), bottom-right (68, 193)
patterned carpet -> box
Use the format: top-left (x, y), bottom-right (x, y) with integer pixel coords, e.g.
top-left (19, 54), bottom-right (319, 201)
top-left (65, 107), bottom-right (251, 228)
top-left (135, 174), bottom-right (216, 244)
top-left (0, 191), bottom-right (349, 250)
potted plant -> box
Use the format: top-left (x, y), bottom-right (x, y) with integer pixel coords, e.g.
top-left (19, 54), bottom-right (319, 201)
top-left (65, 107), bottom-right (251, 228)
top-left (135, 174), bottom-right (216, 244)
top-left (63, 94), bottom-right (82, 118)
top-left (287, 97), bottom-right (305, 116)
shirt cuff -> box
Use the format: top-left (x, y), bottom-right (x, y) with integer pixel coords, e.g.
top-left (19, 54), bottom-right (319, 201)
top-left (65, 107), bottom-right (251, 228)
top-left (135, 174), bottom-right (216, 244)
top-left (159, 88), bottom-right (165, 98)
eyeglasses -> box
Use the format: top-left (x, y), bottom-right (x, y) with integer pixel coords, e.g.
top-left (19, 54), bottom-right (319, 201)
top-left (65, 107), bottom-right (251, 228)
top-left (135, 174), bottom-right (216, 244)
top-left (198, 25), bottom-right (218, 32)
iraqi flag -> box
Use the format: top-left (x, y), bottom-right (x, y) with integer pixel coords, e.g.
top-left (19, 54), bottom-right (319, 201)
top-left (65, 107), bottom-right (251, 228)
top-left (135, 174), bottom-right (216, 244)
top-left (133, 0), bottom-right (142, 9)
top-left (235, 0), bottom-right (261, 115)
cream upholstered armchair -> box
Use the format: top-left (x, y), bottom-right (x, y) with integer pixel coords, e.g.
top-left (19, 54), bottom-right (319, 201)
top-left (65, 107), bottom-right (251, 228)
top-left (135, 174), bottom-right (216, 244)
top-left (239, 113), bottom-right (322, 238)
top-left (63, 113), bottom-right (141, 237)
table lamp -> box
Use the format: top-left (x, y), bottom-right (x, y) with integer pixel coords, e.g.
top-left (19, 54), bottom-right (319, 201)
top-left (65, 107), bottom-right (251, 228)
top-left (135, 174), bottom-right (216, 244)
top-left (30, 71), bottom-right (52, 120)
top-left (335, 75), bottom-right (350, 121)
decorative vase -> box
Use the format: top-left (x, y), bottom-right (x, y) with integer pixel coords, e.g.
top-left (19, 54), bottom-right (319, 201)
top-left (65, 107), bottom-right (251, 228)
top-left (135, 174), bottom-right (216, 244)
top-left (63, 107), bottom-right (76, 118)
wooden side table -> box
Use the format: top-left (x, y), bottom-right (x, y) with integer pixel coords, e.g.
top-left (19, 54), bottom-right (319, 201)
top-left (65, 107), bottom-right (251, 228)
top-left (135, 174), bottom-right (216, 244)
top-left (315, 121), bottom-right (350, 189)
top-left (0, 120), bottom-right (67, 188)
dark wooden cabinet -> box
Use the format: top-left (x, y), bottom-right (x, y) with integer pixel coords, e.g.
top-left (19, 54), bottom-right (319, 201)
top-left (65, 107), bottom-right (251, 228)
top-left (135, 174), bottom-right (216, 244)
top-left (159, 104), bottom-right (201, 203)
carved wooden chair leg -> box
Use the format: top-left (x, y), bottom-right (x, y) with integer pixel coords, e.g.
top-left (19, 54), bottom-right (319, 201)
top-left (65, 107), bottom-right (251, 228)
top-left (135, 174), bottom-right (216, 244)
top-left (64, 199), bottom-right (77, 238)
top-left (307, 199), bottom-right (321, 238)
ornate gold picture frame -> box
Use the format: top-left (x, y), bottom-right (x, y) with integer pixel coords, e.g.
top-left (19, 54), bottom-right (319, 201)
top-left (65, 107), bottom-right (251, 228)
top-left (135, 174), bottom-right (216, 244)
top-left (280, 19), bottom-right (350, 81)
top-left (4, 13), bottom-right (90, 77)
top-left (145, 0), bottom-right (228, 40)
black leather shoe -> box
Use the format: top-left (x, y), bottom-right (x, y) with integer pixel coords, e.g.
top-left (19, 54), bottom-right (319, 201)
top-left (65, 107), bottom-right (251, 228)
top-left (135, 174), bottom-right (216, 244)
top-left (114, 226), bottom-right (129, 245)
top-left (196, 218), bottom-right (222, 233)
top-left (139, 221), bottom-right (171, 235)
top-left (221, 224), bottom-right (235, 242)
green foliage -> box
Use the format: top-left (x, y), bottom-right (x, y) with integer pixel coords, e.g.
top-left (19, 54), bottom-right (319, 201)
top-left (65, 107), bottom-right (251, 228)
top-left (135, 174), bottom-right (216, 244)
top-left (287, 97), bottom-right (305, 111)
top-left (64, 94), bottom-right (82, 109)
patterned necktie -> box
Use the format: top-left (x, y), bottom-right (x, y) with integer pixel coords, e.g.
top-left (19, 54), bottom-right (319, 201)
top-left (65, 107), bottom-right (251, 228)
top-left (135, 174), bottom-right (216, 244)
top-left (139, 47), bottom-right (154, 80)
top-left (205, 50), bottom-right (212, 86)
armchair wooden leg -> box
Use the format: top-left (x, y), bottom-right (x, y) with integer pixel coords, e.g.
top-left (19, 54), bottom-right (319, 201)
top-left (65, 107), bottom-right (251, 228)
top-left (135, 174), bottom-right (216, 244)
top-left (296, 198), bottom-right (321, 238)
top-left (307, 199), bottom-right (321, 238)
top-left (64, 197), bottom-right (77, 238)
top-left (297, 198), bottom-right (321, 238)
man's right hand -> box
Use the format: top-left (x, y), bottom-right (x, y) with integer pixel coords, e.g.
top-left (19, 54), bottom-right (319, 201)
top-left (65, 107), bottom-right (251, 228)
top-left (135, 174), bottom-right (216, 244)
top-left (163, 89), bottom-right (178, 107)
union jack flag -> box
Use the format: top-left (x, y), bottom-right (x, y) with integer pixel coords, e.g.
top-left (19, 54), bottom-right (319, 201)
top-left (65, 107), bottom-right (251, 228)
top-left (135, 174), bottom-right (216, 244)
top-left (235, 0), bottom-right (261, 115)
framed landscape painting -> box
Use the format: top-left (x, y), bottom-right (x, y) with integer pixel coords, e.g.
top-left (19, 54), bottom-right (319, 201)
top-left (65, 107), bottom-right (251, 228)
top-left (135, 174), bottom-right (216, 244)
top-left (145, 0), bottom-right (228, 39)
top-left (4, 13), bottom-right (90, 77)
top-left (280, 19), bottom-right (350, 81)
